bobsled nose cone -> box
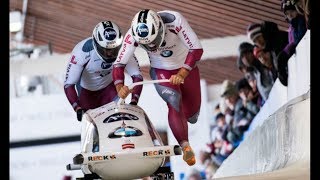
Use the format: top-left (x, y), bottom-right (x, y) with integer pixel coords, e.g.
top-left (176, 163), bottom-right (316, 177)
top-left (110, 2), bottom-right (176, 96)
top-left (73, 154), bottom-right (84, 164)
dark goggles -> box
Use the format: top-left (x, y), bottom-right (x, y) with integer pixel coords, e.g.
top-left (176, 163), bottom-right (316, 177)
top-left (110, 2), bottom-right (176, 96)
top-left (93, 38), bottom-right (121, 63)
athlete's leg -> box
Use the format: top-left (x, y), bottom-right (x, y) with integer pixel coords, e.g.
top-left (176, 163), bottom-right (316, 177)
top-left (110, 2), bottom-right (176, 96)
top-left (181, 66), bottom-right (201, 124)
top-left (151, 67), bottom-right (196, 166)
top-left (79, 88), bottom-right (101, 110)
top-left (99, 83), bottom-right (119, 106)
top-left (150, 68), bottom-right (188, 144)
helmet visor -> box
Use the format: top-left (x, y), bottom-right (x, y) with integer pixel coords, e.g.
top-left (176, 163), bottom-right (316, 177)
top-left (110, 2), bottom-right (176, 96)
top-left (93, 37), bottom-right (121, 63)
top-left (140, 23), bottom-right (164, 51)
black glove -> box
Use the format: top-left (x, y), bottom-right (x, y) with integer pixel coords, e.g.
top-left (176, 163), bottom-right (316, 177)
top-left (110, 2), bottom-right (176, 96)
top-left (129, 101), bottom-right (137, 105)
top-left (76, 109), bottom-right (84, 122)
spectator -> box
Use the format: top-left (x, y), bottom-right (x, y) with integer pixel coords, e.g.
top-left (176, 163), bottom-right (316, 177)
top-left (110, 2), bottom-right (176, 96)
top-left (213, 138), bottom-right (233, 160)
top-left (247, 21), bottom-right (288, 55)
top-left (215, 112), bottom-right (227, 129)
top-left (290, 0), bottom-right (310, 29)
top-left (186, 169), bottom-right (202, 180)
top-left (276, 0), bottom-right (308, 86)
top-left (219, 98), bottom-right (228, 114)
top-left (238, 42), bottom-right (275, 101)
top-left (236, 55), bottom-right (254, 75)
top-left (219, 98), bottom-right (234, 126)
top-left (253, 44), bottom-right (289, 88)
top-left (253, 46), bottom-right (278, 82)
top-left (199, 149), bottom-right (212, 165)
top-left (214, 103), bottom-right (220, 114)
top-left (204, 162), bottom-right (219, 180)
top-left (210, 103), bottom-right (221, 126)
top-left (214, 112), bottom-right (230, 142)
top-left (282, 0), bottom-right (307, 47)
top-left (210, 128), bottom-right (234, 166)
top-left (235, 78), bottom-right (260, 118)
top-left (281, 0), bottom-right (310, 29)
top-left (244, 73), bottom-right (264, 107)
top-left (220, 80), bottom-right (258, 146)
top-left (220, 80), bottom-right (241, 146)
top-left (220, 80), bottom-right (239, 111)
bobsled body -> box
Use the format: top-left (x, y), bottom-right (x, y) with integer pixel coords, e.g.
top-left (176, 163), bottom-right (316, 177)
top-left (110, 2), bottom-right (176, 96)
top-left (68, 101), bottom-right (181, 180)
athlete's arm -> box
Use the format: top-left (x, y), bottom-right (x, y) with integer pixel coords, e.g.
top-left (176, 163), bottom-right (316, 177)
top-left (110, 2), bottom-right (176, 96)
top-left (113, 30), bottom-right (139, 98)
top-left (125, 55), bottom-right (143, 104)
top-left (64, 51), bottom-right (87, 111)
top-left (176, 12), bottom-right (203, 71)
top-left (170, 12), bottom-right (204, 85)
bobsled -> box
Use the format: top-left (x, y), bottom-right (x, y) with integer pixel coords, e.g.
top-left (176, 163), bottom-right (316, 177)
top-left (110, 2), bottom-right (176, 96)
top-left (66, 79), bottom-right (182, 180)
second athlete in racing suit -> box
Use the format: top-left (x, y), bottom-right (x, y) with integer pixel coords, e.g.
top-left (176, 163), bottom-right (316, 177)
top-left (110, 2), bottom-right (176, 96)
top-left (64, 21), bottom-right (143, 122)
top-left (112, 10), bottom-right (204, 166)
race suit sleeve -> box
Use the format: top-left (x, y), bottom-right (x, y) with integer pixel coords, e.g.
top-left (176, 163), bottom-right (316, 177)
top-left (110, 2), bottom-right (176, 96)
top-left (112, 30), bottom-right (138, 86)
top-left (64, 51), bottom-right (87, 111)
top-left (125, 55), bottom-right (143, 103)
top-left (176, 12), bottom-right (204, 71)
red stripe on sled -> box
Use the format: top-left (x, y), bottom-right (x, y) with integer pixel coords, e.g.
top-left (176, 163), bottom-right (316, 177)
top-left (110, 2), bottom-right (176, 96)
top-left (122, 143), bottom-right (135, 149)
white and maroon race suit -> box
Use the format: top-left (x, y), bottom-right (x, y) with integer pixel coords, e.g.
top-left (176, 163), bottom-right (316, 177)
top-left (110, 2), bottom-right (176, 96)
top-left (64, 37), bottom-right (143, 111)
top-left (112, 11), bottom-right (204, 144)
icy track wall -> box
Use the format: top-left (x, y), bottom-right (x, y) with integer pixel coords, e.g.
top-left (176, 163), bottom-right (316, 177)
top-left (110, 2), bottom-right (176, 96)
top-left (213, 30), bottom-right (310, 179)
top-left (214, 92), bottom-right (310, 179)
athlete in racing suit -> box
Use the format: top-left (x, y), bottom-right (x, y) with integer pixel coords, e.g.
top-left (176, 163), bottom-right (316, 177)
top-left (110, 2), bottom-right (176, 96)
top-left (64, 21), bottom-right (143, 121)
top-left (112, 10), bottom-right (203, 166)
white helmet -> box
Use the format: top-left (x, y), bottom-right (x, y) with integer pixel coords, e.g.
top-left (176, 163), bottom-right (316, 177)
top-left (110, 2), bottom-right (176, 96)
top-left (92, 21), bottom-right (123, 63)
top-left (131, 9), bottom-right (165, 51)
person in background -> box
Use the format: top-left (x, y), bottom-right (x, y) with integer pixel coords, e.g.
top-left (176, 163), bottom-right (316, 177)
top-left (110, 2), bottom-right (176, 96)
top-left (246, 21), bottom-right (288, 56)
top-left (219, 80), bottom-right (241, 147)
top-left (236, 55), bottom-right (255, 77)
top-left (204, 162), bottom-right (219, 180)
top-left (253, 46), bottom-right (278, 82)
top-left (290, 0), bottom-right (310, 29)
top-left (238, 42), bottom-right (275, 102)
top-left (210, 127), bottom-right (234, 166)
top-left (244, 73), bottom-right (264, 107)
top-left (275, 0), bottom-right (308, 86)
top-left (220, 79), bottom-right (258, 147)
top-left (281, 0), bottom-right (307, 55)
top-left (236, 78), bottom-right (260, 118)
top-left (186, 169), bottom-right (203, 180)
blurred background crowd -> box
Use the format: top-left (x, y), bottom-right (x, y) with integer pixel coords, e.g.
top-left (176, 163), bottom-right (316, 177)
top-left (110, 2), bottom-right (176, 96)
top-left (195, 0), bottom-right (309, 179)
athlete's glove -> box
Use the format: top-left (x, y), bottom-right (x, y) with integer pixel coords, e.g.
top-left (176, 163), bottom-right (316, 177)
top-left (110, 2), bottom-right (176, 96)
top-left (169, 68), bottom-right (190, 85)
top-left (76, 108), bottom-right (84, 122)
top-left (116, 84), bottom-right (131, 99)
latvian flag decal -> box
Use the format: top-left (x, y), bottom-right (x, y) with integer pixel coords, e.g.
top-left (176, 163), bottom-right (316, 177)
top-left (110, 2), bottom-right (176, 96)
top-left (122, 143), bottom-right (135, 149)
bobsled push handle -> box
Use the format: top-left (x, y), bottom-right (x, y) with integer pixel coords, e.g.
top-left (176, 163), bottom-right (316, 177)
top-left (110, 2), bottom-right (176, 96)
top-left (118, 79), bottom-right (170, 105)
top-left (128, 79), bottom-right (170, 90)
